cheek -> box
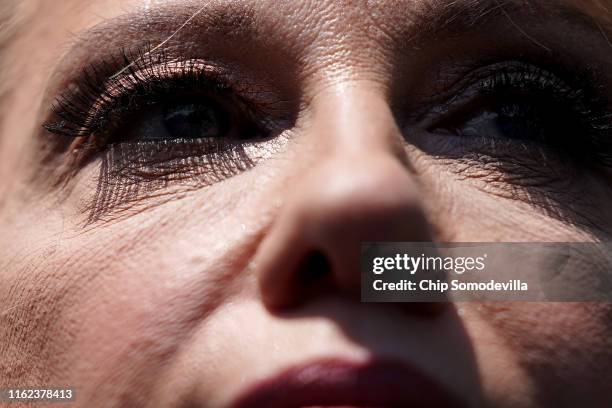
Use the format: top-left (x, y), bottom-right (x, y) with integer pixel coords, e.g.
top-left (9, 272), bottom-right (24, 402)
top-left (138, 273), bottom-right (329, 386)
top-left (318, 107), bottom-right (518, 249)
top-left (482, 302), bottom-right (612, 368)
top-left (463, 302), bottom-right (612, 404)
top-left (61, 238), bottom-right (249, 392)
top-left (61, 278), bottom-right (196, 405)
top-left (420, 178), bottom-right (605, 242)
top-left (0, 157), bottom-right (275, 390)
top-left (13, 191), bottom-right (264, 405)
top-left (54, 245), bottom-right (236, 404)
top-left (410, 149), bottom-right (612, 241)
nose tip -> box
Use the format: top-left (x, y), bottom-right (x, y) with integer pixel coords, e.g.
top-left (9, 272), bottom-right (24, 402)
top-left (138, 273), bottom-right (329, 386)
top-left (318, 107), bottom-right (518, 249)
top-left (254, 153), bottom-right (435, 310)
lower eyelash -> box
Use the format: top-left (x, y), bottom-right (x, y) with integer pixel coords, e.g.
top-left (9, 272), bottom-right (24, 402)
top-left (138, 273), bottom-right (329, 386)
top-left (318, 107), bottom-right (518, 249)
top-left (41, 47), bottom-right (278, 223)
top-left (84, 140), bottom-right (257, 224)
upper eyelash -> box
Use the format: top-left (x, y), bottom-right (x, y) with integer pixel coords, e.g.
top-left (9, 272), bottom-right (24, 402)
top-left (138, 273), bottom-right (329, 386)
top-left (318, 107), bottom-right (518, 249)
top-left (489, 66), bottom-right (612, 166)
top-left (424, 62), bottom-right (604, 116)
top-left (43, 47), bottom-right (256, 142)
top-left (426, 62), bottom-right (612, 167)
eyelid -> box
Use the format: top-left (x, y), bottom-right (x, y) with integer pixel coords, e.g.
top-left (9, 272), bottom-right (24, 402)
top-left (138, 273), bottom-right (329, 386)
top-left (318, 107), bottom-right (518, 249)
top-left (414, 61), bottom-right (591, 131)
top-left (40, 48), bottom-right (291, 222)
top-left (46, 56), bottom-right (229, 136)
top-left (414, 61), bottom-right (612, 170)
top-left (42, 46), bottom-right (284, 142)
top-left (90, 60), bottom-right (233, 121)
top-left (89, 63), bottom-right (251, 145)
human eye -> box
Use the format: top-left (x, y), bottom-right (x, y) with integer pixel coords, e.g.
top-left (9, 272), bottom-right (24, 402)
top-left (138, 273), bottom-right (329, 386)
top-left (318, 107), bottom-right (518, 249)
top-left (424, 61), bottom-right (612, 170)
top-left (42, 47), bottom-right (288, 221)
top-left (403, 59), bottom-right (612, 225)
top-left (46, 51), bottom-right (267, 139)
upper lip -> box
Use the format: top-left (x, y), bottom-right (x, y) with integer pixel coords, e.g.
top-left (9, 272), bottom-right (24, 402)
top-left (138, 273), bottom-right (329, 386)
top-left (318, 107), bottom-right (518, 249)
top-left (229, 357), bottom-right (469, 408)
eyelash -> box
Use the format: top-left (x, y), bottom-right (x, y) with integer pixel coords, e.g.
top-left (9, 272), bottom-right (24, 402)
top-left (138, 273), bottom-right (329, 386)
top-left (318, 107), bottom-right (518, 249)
top-left (43, 47), bottom-right (280, 222)
top-left (44, 47), bottom-right (268, 148)
top-left (426, 62), bottom-right (612, 168)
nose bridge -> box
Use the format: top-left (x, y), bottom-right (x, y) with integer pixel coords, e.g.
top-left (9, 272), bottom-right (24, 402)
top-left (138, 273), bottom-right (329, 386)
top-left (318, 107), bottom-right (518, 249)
top-left (307, 82), bottom-right (406, 162)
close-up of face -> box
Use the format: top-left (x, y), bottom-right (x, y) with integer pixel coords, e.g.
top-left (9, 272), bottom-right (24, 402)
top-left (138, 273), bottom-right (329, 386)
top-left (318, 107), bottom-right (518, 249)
top-left (1, 0), bottom-right (612, 407)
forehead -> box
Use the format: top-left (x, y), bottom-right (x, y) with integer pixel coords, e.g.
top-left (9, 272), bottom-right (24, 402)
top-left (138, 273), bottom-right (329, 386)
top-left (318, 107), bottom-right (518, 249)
top-left (16, 0), bottom-right (608, 70)
top-left (13, 0), bottom-right (605, 40)
top-left (16, 0), bottom-right (602, 74)
top-left (2, 0), bottom-right (610, 106)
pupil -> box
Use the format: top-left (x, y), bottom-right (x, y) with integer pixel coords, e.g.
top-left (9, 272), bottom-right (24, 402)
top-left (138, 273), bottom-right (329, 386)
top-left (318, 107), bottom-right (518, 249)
top-left (496, 103), bottom-right (542, 140)
top-left (162, 102), bottom-right (225, 139)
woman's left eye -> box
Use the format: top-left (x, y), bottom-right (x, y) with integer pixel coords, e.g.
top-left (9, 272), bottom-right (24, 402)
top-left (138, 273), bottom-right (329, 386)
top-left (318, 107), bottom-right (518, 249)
top-left (424, 64), bottom-right (611, 166)
top-left (438, 94), bottom-right (570, 144)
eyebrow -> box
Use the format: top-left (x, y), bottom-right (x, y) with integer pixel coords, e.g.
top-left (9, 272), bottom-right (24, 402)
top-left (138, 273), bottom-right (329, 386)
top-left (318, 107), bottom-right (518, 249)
top-left (408, 0), bottom-right (606, 38)
top-left (44, 0), bottom-right (612, 104)
top-left (68, 1), bottom-right (259, 58)
top-left (62, 0), bottom-right (611, 57)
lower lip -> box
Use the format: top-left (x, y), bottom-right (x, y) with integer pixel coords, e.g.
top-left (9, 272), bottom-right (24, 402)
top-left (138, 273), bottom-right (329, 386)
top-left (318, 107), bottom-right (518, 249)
top-left (230, 359), bottom-right (467, 408)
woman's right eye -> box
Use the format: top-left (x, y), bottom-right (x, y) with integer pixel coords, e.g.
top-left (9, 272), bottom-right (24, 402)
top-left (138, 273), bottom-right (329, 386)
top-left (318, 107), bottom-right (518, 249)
top-left (43, 51), bottom-right (274, 152)
top-left (157, 100), bottom-right (229, 140)
top-left (41, 54), bottom-right (284, 222)
top-left (114, 97), bottom-right (241, 143)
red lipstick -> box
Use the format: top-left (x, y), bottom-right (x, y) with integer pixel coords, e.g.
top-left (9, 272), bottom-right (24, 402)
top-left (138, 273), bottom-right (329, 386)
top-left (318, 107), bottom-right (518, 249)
top-left (230, 358), bottom-right (468, 408)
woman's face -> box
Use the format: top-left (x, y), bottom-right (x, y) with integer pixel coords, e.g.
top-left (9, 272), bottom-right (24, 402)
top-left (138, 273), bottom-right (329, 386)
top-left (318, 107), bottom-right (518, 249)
top-left (1, 0), bottom-right (611, 407)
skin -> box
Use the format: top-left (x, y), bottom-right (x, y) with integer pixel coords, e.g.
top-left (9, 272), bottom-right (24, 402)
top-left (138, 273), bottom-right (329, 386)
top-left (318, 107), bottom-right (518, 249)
top-left (1, 0), bottom-right (612, 407)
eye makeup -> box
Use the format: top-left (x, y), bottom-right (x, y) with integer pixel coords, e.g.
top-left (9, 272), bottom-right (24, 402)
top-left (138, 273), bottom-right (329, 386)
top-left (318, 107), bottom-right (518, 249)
top-left (417, 61), bottom-right (612, 169)
top-left (401, 59), bottom-right (612, 227)
top-left (43, 48), bottom-right (285, 155)
top-left (44, 47), bottom-right (276, 141)
top-left (41, 45), bottom-right (291, 222)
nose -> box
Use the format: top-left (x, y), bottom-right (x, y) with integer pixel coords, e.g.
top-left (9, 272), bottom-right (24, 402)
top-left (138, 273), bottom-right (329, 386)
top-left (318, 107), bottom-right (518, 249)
top-left (254, 86), bottom-right (437, 311)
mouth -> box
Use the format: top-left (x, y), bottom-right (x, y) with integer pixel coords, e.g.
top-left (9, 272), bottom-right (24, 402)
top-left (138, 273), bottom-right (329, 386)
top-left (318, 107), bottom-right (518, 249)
top-left (229, 358), bottom-right (468, 408)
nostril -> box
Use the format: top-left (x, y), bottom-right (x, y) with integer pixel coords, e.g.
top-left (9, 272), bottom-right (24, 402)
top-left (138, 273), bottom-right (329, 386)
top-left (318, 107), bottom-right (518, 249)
top-left (298, 250), bottom-right (332, 286)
